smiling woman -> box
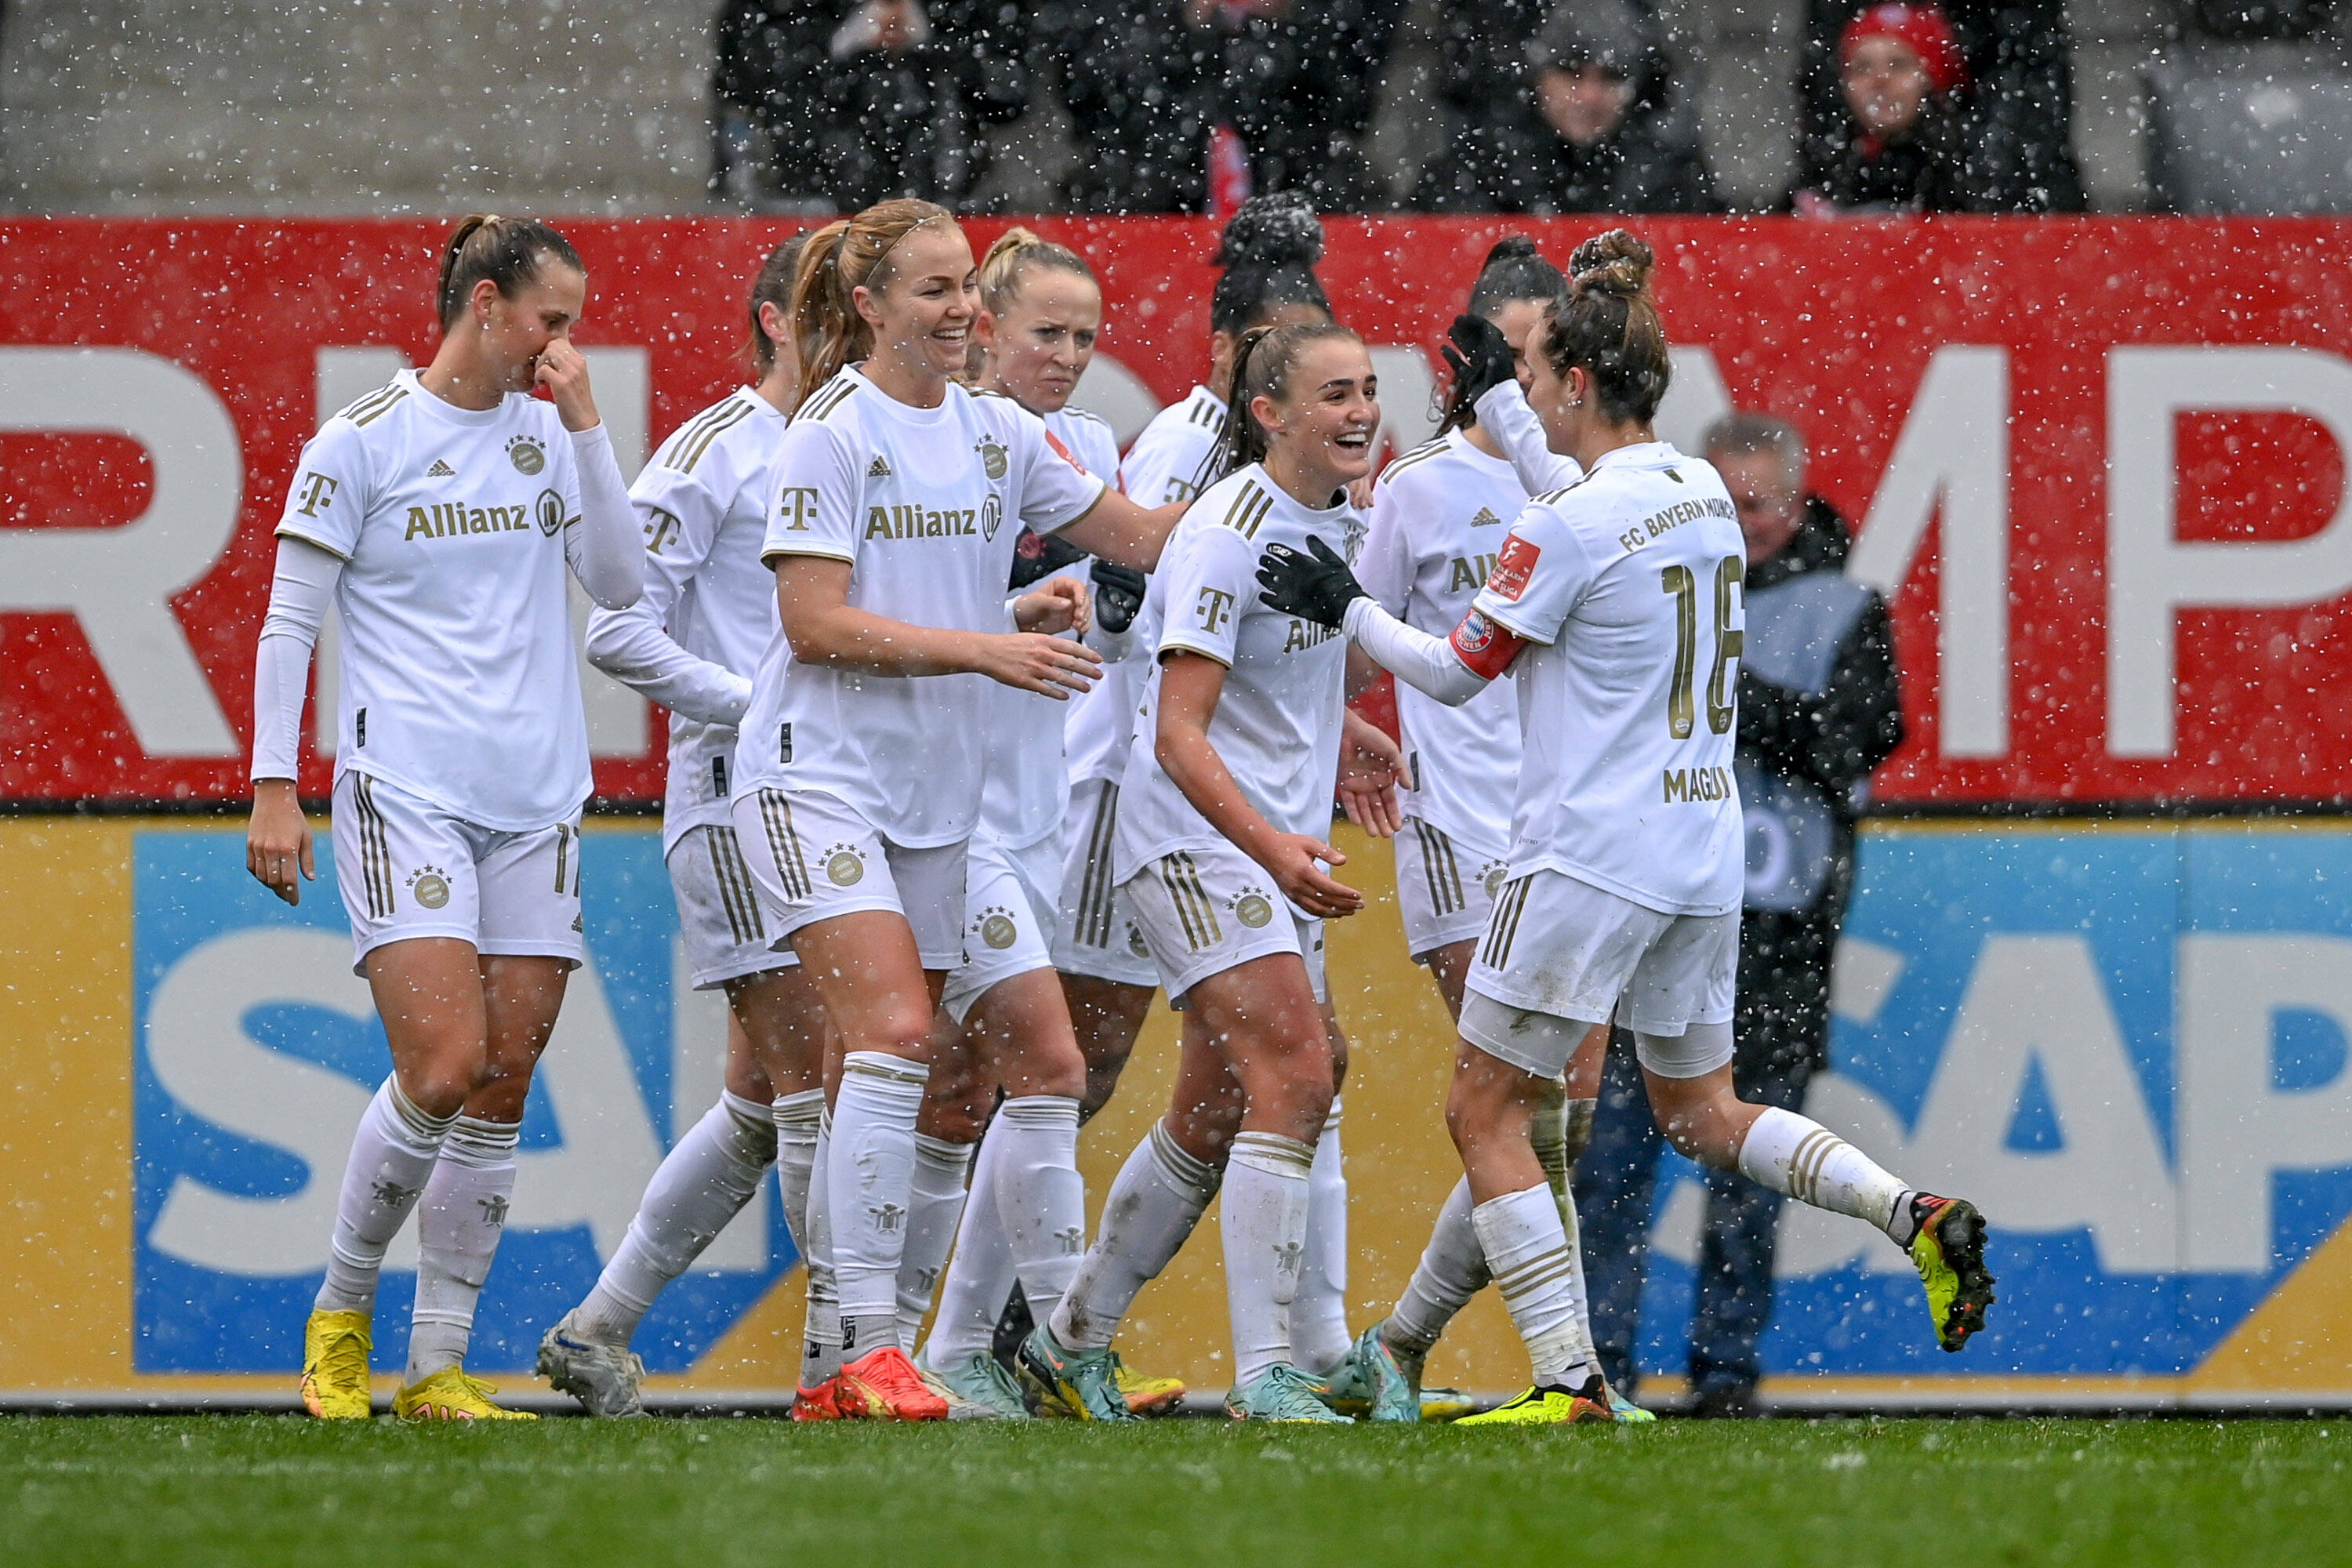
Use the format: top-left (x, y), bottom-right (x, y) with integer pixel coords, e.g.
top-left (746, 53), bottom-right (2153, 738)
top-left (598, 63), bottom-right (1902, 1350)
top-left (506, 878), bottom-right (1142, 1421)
top-left (719, 198), bottom-right (1185, 1423)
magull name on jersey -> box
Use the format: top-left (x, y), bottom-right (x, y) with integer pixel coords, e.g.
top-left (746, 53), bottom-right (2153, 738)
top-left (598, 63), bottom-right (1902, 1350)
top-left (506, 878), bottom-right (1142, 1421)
top-left (1661, 765), bottom-right (1735, 804)
top-left (401, 489), bottom-right (564, 542)
top-left (862, 494), bottom-right (1005, 543)
top-left (1617, 495), bottom-right (1735, 554)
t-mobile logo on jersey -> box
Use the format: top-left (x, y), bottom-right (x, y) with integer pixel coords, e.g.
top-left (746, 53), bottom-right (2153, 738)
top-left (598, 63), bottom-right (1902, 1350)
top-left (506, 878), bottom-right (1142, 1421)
top-left (294, 471), bottom-right (339, 517)
top-left (1195, 586), bottom-right (1236, 634)
top-left (776, 486), bottom-right (818, 532)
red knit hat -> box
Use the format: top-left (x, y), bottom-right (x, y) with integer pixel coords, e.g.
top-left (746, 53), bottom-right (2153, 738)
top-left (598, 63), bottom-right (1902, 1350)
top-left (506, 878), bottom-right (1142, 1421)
top-left (1840, 2), bottom-right (1969, 96)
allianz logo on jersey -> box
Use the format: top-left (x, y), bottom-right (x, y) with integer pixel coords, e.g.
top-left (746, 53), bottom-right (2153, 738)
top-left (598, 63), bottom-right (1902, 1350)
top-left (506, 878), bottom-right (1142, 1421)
top-left (861, 493), bottom-right (1005, 543)
top-left (401, 488), bottom-right (569, 542)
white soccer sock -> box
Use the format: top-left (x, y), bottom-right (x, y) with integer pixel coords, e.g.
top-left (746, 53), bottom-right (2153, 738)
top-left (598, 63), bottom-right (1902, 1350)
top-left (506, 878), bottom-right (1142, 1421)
top-left (1222, 1131), bottom-right (1315, 1387)
top-left (1052, 1120), bottom-right (1218, 1352)
top-left (1562, 1098), bottom-right (1597, 1166)
top-left (895, 1133), bottom-right (975, 1352)
top-left (923, 1124), bottom-right (1020, 1368)
top-left (1385, 1177), bottom-right (1488, 1358)
top-left (802, 1107), bottom-right (842, 1385)
top-left (827, 1051), bottom-right (929, 1360)
top-left (1737, 1105), bottom-right (1911, 1241)
top-left (407, 1115), bottom-right (521, 1383)
top-left (989, 1095), bottom-right (1087, 1331)
top-left (1293, 1098), bottom-right (1352, 1377)
top-left (1473, 1185), bottom-right (1599, 1388)
top-left (574, 1091), bottom-right (776, 1346)
top-left (316, 1076), bottom-right (453, 1315)
top-left (1533, 1080), bottom-right (1570, 1207)
top-left (772, 1088), bottom-right (824, 1261)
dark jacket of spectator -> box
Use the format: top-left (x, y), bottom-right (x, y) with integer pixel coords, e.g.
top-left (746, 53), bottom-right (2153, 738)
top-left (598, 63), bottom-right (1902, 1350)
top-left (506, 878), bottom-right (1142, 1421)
top-left (714, 0), bottom-right (1032, 209)
top-left (1802, 0), bottom-right (2087, 212)
top-left (1791, 2), bottom-right (1972, 213)
top-left (1041, 1), bottom-right (1212, 212)
top-left (1195, 0), bottom-right (1405, 212)
top-left (1044, 0), bottom-right (1401, 212)
top-left (1417, 0), bottom-right (1716, 214)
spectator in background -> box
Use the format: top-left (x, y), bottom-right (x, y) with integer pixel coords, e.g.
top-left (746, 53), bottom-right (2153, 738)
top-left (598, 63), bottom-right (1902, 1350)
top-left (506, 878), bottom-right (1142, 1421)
top-left (710, 0), bottom-right (1031, 211)
top-left (1575, 413), bottom-right (1906, 1419)
top-left (1418, 0), bottom-right (1715, 214)
top-left (1186, 0), bottom-right (1405, 212)
top-left (1789, 2), bottom-right (1968, 215)
top-left (1045, 1), bottom-right (1212, 212)
top-left (1802, 0), bottom-right (2086, 212)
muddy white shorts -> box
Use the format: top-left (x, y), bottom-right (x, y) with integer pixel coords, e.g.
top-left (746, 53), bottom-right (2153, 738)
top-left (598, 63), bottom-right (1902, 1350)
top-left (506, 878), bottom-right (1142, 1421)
top-left (1395, 816), bottom-right (1512, 962)
top-left (1461, 868), bottom-right (1736, 1079)
top-left (1123, 840), bottom-right (1328, 1007)
top-left (332, 769), bottom-right (585, 975)
top-left (730, 786), bottom-right (967, 971)
top-left (941, 832), bottom-right (1061, 1024)
top-left (668, 823), bottom-right (800, 990)
top-left (1051, 779), bottom-right (1160, 989)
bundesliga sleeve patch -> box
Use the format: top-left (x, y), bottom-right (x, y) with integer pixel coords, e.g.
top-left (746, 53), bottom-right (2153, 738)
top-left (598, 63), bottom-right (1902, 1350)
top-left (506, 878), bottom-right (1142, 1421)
top-left (1043, 427), bottom-right (1087, 474)
top-left (1488, 535), bottom-right (1541, 601)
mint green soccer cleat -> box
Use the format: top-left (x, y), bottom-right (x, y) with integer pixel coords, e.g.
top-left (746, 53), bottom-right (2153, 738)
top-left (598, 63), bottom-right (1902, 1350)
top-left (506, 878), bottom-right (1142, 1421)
top-left (1321, 1325), bottom-right (1419, 1423)
top-left (925, 1351), bottom-right (1031, 1421)
top-left (1015, 1325), bottom-right (1137, 1421)
top-left (1226, 1364), bottom-right (1356, 1424)
top-left (1607, 1387), bottom-right (1657, 1424)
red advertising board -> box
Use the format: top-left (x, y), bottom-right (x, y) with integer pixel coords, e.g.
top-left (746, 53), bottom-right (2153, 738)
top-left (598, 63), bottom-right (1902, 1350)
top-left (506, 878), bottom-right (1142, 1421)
top-left (4, 216), bottom-right (2350, 807)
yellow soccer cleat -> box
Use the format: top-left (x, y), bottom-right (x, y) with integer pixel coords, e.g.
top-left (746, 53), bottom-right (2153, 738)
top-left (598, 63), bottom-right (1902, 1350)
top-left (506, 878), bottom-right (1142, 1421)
top-left (394, 1368), bottom-right (539, 1421)
top-left (1908, 1194), bottom-right (1996, 1352)
top-left (300, 1309), bottom-right (376, 1420)
top-left (1115, 1363), bottom-right (1186, 1417)
top-left (1454, 1383), bottom-right (1617, 1427)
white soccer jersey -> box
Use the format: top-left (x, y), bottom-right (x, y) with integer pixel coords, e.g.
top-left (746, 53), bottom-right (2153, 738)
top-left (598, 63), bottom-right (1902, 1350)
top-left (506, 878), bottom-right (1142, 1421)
top-left (1112, 464), bottom-right (1363, 888)
top-left (1062, 383), bottom-right (1230, 791)
top-left (586, 387), bottom-right (788, 855)
top-left (731, 366), bottom-right (1107, 848)
top-left (275, 370), bottom-right (590, 832)
top-left (1470, 442), bottom-right (1747, 916)
top-left (1356, 428), bottom-right (1534, 858)
top-left (972, 404), bottom-right (1124, 850)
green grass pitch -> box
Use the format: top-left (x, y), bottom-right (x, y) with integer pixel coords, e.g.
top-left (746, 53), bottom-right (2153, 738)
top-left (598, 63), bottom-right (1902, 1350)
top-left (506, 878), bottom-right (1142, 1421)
top-left (5, 1414), bottom-right (2346, 1566)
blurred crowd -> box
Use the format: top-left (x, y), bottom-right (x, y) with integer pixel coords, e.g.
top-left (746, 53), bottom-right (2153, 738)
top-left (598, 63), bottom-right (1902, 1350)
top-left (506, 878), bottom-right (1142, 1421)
top-left (706, 0), bottom-right (2112, 216)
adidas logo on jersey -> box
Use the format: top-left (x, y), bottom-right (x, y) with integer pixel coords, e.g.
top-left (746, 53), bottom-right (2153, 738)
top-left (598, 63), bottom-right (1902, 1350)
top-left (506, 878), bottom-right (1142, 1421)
top-left (427, 459), bottom-right (456, 477)
top-left (868, 456), bottom-right (893, 478)
top-left (1471, 506), bottom-right (1504, 528)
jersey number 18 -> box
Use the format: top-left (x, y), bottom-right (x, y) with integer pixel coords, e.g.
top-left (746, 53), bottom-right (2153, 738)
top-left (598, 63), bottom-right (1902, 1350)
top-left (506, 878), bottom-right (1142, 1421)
top-left (1661, 556), bottom-right (1744, 739)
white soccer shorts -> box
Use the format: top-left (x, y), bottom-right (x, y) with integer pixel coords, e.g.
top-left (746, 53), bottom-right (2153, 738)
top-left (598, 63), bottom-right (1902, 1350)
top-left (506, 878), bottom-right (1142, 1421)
top-left (332, 768), bottom-right (585, 975)
top-left (668, 824), bottom-right (800, 990)
top-left (729, 786), bottom-right (968, 971)
top-left (1394, 816), bottom-right (1512, 962)
top-left (1051, 779), bottom-right (1160, 989)
top-left (940, 833), bottom-right (1061, 1024)
top-left (1461, 867), bottom-right (1736, 1079)
top-left (1123, 839), bottom-right (1328, 1007)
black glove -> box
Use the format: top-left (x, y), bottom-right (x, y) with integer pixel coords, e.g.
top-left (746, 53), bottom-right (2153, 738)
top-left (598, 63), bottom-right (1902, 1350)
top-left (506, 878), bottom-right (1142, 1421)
top-left (1440, 312), bottom-right (1515, 410)
top-left (1008, 526), bottom-right (1087, 590)
top-left (1090, 558), bottom-right (1147, 635)
top-left (1256, 535), bottom-right (1366, 629)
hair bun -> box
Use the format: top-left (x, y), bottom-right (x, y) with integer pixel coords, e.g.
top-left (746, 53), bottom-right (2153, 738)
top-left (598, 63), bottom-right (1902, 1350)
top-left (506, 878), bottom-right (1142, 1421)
top-left (1483, 235), bottom-right (1541, 268)
top-left (1214, 191), bottom-right (1325, 270)
top-left (1569, 229), bottom-right (1655, 299)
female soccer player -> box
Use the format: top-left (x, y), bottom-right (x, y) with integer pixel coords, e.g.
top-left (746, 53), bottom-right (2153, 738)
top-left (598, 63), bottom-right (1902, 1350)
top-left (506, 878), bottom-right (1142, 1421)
top-left (535, 236), bottom-right (833, 1417)
top-left (1259, 230), bottom-right (1994, 1425)
top-left (1334, 236), bottom-right (1628, 1419)
top-left (908, 227), bottom-right (1185, 1418)
top-left (730, 199), bottom-right (1181, 1421)
top-left (1051, 192), bottom-right (1338, 1116)
top-left (249, 215), bottom-right (644, 1421)
top-left (1023, 321), bottom-right (1406, 1424)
